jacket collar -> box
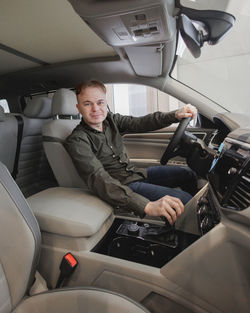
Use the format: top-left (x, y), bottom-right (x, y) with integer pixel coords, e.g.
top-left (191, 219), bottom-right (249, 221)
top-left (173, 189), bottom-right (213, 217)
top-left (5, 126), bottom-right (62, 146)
top-left (80, 116), bottom-right (109, 133)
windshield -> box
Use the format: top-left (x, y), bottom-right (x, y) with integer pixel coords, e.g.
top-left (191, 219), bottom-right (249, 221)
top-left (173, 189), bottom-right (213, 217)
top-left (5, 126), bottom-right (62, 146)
top-left (172, 0), bottom-right (249, 115)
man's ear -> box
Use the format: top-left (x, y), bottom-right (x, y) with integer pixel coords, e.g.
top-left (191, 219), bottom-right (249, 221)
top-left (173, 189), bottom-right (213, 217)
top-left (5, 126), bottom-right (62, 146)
top-left (76, 103), bottom-right (79, 111)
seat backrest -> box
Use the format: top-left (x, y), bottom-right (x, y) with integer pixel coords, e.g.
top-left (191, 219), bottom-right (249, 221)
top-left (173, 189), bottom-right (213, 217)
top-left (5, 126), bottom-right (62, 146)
top-left (0, 161), bottom-right (41, 313)
top-left (0, 105), bottom-right (18, 174)
top-left (15, 97), bottom-right (57, 197)
top-left (43, 89), bottom-right (88, 189)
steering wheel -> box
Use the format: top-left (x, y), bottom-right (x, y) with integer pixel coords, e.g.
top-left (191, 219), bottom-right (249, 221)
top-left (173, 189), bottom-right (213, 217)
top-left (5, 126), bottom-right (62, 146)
top-left (160, 117), bottom-right (191, 165)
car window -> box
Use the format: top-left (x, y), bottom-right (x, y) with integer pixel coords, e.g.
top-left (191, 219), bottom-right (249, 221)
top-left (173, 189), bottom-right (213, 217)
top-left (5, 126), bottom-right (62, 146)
top-left (106, 83), bottom-right (196, 127)
top-left (0, 99), bottom-right (10, 113)
top-left (107, 83), bottom-right (185, 116)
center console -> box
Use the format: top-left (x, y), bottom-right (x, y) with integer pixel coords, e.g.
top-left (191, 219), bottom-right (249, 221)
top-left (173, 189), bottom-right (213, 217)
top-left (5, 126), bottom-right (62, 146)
top-left (27, 184), bottom-right (212, 290)
top-left (92, 218), bottom-right (199, 268)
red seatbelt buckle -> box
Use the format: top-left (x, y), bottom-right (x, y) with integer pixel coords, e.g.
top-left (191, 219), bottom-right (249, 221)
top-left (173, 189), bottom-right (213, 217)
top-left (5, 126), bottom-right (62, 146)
top-left (56, 253), bottom-right (78, 288)
top-left (64, 253), bottom-right (78, 269)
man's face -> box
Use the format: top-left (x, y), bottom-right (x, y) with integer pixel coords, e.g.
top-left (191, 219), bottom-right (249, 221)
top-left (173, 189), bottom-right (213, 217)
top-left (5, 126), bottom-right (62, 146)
top-left (76, 86), bottom-right (108, 131)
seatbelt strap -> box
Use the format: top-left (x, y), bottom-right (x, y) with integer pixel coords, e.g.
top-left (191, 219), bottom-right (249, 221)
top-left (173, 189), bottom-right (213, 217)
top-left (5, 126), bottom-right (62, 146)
top-left (12, 115), bottom-right (24, 179)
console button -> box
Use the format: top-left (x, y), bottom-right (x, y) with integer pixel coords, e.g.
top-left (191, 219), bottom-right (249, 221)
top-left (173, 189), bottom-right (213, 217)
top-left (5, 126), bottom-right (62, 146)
top-left (198, 204), bottom-right (209, 220)
top-left (201, 216), bottom-right (214, 234)
top-left (127, 223), bottom-right (140, 236)
top-left (198, 197), bottom-right (209, 206)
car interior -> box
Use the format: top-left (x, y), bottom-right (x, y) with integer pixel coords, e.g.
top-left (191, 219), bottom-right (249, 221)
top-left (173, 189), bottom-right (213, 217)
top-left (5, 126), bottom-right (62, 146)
top-left (0, 1), bottom-right (249, 313)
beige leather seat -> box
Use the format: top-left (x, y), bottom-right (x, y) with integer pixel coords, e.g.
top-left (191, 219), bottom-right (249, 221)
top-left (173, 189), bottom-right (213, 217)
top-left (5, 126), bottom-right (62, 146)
top-left (16, 96), bottom-right (56, 197)
top-left (0, 161), bottom-right (150, 313)
top-left (42, 88), bottom-right (88, 189)
top-left (0, 105), bottom-right (18, 174)
top-left (0, 98), bottom-right (57, 197)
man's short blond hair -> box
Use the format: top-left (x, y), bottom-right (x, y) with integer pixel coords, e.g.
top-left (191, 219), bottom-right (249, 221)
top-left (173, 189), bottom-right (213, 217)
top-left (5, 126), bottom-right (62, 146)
top-left (75, 80), bottom-right (106, 95)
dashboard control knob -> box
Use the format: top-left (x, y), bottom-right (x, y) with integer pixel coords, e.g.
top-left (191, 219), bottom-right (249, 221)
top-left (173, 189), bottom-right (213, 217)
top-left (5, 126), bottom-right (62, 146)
top-left (198, 197), bottom-right (209, 206)
top-left (198, 204), bottom-right (209, 219)
top-left (228, 167), bottom-right (237, 176)
top-left (127, 223), bottom-right (140, 236)
top-left (201, 216), bottom-right (214, 234)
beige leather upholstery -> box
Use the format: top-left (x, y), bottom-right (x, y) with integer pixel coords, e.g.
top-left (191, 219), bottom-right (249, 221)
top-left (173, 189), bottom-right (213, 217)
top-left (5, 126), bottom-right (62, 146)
top-left (0, 98), bottom-right (56, 197)
top-left (43, 88), bottom-right (88, 188)
top-left (15, 97), bottom-right (56, 197)
top-left (0, 161), bottom-right (149, 313)
top-left (13, 288), bottom-right (149, 313)
top-left (24, 97), bottom-right (52, 119)
top-left (51, 88), bottom-right (78, 116)
top-left (27, 187), bottom-right (113, 237)
top-left (0, 108), bottom-right (18, 173)
top-left (0, 162), bottom-right (41, 312)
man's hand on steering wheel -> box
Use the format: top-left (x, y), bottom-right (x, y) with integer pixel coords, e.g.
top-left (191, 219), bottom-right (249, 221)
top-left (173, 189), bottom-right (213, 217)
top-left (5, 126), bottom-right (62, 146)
top-left (175, 104), bottom-right (197, 120)
top-left (160, 104), bottom-right (197, 165)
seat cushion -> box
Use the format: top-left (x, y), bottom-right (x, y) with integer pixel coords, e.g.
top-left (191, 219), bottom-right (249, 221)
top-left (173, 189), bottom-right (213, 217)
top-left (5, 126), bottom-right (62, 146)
top-left (13, 287), bottom-right (150, 313)
top-left (27, 187), bottom-right (113, 237)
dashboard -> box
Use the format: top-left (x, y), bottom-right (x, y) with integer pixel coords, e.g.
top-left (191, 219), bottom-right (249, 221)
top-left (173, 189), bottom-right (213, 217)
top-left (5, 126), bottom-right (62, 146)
top-left (209, 137), bottom-right (250, 211)
top-left (197, 127), bottom-right (250, 234)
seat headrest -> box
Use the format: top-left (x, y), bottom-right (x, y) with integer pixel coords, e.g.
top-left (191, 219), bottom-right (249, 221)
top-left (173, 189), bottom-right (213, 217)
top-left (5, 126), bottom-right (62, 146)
top-left (52, 88), bottom-right (78, 116)
top-left (24, 97), bottom-right (52, 119)
top-left (0, 105), bottom-right (5, 122)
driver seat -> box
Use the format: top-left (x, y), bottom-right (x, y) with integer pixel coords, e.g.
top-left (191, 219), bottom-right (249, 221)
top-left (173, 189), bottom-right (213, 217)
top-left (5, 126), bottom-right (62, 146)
top-left (0, 161), bottom-right (149, 313)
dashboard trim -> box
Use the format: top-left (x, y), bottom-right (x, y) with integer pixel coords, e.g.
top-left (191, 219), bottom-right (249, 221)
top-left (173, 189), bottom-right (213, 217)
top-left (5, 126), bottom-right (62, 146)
top-left (226, 137), bottom-right (250, 150)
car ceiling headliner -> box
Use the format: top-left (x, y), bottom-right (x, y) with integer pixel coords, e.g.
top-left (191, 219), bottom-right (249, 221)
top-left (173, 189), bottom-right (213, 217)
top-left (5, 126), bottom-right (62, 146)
top-left (0, 0), bottom-right (117, 76)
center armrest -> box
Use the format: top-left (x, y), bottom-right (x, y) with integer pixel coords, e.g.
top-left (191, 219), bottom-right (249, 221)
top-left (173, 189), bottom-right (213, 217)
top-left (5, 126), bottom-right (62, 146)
top-left (27, 187), bottom-right (113, 237)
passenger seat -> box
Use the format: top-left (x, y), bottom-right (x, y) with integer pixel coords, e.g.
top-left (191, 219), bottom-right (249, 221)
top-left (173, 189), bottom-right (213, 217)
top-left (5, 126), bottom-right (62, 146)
top-left (0, 160), bottom-right (150, 313)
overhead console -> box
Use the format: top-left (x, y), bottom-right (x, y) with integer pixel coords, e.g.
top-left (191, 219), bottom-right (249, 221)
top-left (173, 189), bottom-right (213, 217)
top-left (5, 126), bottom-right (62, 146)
top-left (68, 0), bottom-right (176, 77)
top-left (68, 0), bottom-right (176, 46)
top-left (68, 0), bottom-right (235, 77)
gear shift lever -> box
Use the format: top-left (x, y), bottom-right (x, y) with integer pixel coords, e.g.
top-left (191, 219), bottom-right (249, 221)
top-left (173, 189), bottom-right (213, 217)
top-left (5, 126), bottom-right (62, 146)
top-left (160, 216), bottom-right (174, 229)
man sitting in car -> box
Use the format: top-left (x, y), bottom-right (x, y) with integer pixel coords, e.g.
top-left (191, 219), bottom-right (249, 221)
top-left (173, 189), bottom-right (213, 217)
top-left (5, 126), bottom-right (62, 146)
top-left (65, 80), bottom-right (197, 225)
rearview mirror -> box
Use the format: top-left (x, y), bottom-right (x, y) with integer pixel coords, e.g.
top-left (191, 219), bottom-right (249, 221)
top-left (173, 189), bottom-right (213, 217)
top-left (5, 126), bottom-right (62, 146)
top-left (177, 8), bottom-right (235, 58)
top-left (178, 14), bottom-right (202, 58)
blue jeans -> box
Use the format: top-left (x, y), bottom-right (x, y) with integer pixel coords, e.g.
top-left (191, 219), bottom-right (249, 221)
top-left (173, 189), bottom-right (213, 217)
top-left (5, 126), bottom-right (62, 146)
top-left (128, 166), bottom-right (197, 204)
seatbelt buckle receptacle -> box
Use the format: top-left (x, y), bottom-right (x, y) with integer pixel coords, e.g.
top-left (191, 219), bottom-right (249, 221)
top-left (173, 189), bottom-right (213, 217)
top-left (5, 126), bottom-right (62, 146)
top-left (56, 253), bottom-right (78, 288)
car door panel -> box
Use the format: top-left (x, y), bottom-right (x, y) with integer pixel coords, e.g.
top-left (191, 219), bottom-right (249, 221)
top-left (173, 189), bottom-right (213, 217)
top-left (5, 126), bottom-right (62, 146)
top-left (123, 128), bottom-right (215, 168)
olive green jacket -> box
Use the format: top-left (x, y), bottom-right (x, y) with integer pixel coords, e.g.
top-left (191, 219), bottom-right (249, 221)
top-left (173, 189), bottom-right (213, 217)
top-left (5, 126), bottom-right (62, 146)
top-left (64, 111), bottom-right (178, 217)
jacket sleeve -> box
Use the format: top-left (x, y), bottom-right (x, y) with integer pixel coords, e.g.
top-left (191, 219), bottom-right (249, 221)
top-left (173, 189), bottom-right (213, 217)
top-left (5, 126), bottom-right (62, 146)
top-left (64, 134), bottom-right (149, 218)
top-left (112, 111), bottom-right (179, 133)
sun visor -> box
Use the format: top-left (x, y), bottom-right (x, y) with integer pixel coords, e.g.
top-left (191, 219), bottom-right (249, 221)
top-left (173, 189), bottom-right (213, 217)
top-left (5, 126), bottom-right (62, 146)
top-left (124, 44), bottom-right (163, 77)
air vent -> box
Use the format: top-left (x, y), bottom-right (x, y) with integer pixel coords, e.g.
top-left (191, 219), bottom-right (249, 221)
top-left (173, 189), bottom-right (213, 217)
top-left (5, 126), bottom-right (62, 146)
top-left (227, 165), bottom-right (250, 210)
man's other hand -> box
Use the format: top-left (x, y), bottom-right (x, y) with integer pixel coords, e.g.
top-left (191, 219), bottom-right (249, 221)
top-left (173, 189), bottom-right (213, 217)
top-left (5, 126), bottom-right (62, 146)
top-left (144, 195), bottom-right (184, 225)
top-left (175, 104), bottom-right (197, 120)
